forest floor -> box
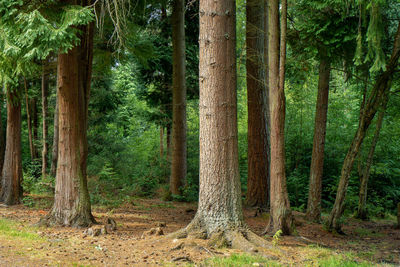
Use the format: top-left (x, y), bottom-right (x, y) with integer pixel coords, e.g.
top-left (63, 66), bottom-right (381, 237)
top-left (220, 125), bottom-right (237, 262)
top-left (0, 196), bottom-right (399, 266)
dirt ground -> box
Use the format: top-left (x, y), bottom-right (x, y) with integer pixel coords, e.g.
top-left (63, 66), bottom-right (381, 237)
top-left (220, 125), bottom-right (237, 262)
top-left (0, 197), bottom-right (399, 266)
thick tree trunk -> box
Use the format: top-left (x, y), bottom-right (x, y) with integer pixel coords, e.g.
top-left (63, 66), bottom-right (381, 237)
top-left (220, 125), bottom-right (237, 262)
top-left (356, 102), bottom-right (386, 220)
top-left (50, 89), bottom-right (59, 177)
top-left (0, 88), bottom-right (22, 205)
top-left (183, 0), bottom-right (242, 233)
top-left (397, 203), bottom-right (400, 229)
top-left (245, 0), bottom-right (269, 208)
top-left (327, 22), bottom-right (400, 232)
top-left (170, 0), bottom-right (187, 196)
top-left (42, 16), bottom-right (95, 226)
top-left (42, 66), bottom-right (49, 178)
top-left (266, 0), bottom-right (292, 235)
top-left (173, 1), bottom-right (272, 251)
top-left (24, 79), bottom-right (37, 161)
top-left (306, 54), bottom-right (331, 222)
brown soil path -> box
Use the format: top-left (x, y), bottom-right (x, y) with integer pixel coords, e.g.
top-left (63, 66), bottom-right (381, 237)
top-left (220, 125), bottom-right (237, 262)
top-left (0, 198), bottom-right (399, 266)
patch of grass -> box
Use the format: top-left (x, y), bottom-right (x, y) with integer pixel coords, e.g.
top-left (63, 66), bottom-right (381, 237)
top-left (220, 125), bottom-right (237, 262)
top-left (300, 245), bottom-right (377, 267)
top-left (354, 227), bottom-right (384, 238)
top-left (0, 218), bottom-right (42, 241)
top-left (309, 255), bottom-right (375, 267)
top-left (200, 253), bottom-right (281, 267)
top-left (151, 202), bottom-right (176, 209)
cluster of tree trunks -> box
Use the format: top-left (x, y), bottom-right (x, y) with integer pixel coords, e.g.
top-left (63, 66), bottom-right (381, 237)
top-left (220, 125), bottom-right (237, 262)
top-left (327, 21), bottom-right (400, 232)
top-left (356, 100), bottom-right (387, 220)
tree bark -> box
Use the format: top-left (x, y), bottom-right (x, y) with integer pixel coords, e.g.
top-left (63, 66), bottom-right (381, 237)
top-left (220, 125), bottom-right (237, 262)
top-left (24, 78), bottom-right (37, 161)
top-left (356, 100), bottom-right (387, 220)
top-left (170, 0), bottom-right (187, 196)
top-left (397, 203), bottom-right (400, 229)
top-left (266, 0), bottom-right (292, 235)
top-left (0, 88), bottom-right (22, 205)
top-left (166, 124), bottom-right (171, 162)
top-left (160, 126), bottom-right (164, 159)
top-left (306, 54), bottom-right (331, 222)
top-left (50, 88), bottom-right (59, 177)
top-left (0, 93), bottom-right (6, 175)
top-left (42, 13), bottom-right (95, 226)
top-left (327, 22), bottom-right (400, 232)
top-left (245, 0), bottom-right (269, 208)
top-left (174, 0), bottom-right (247, 243)
top-left (32, 96), bottom-right (39, 157)
top-left (41, 64), bottom-right (49, 178)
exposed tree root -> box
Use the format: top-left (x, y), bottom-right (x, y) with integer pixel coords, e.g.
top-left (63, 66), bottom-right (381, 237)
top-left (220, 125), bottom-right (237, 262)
top-left (168, 219), bottom-right (272, 254)
top-left (37, 211), bottom-right (96, 228)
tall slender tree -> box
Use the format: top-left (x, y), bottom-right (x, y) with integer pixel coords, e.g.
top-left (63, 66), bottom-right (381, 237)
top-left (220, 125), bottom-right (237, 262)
top-left (306, 50), bottom-right (331, 222)
top-left (266, 0), bottom-right (292, 235)
top-left (50, 89), bottom-right (59, 177)
top-left (170, 0), bottom-right (187, 196)
top-left (356, 100), bottom-right (387, 220)
top-left (41, 63), bottom-right (49, 178)
top-left (0, 87), bottom-right (22, 205)
top-left (245, 0), bottom-right (269, 208)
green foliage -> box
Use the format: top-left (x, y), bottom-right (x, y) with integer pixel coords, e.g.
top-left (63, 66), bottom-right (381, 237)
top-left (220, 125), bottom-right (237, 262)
top-left (0, 1), bottom-right (94, 84)
top-left (272, 230), bottom-right (283, 247)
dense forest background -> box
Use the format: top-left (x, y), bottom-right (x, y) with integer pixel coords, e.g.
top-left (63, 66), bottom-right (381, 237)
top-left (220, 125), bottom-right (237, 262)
top-left (11, 0), bottom-right (399, 222)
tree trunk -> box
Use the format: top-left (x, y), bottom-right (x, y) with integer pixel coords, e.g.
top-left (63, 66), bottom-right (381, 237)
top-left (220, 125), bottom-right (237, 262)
top-left (245, 0), bottom-right (269, 208)
top-left (50, 88), bottom-right (59, 177)
top-left (166, 124), bottom-right (171, 162)
top-left (32, 97), bottom-right (39, 158)
top-left (170, 0), bottom-right (187, 196)
top-left (327, 22), bottom-right (400, 232)
top-left (24, 79), bottom-right (37, 161)
top-left (0, 93), bottom-right (6, 175)
top-left (160, 126), bottom-right (164, 159)
top-left (266, 0), bottom-right (292, 235)
top-left (397, 203), bottom-right (400, 229)
top-left (42, 65), bottom-right (49, 178)
top-left (42, 16), bottom-right (95, 227)
top-left (356, 101), bottom-right (387, 220)
top-left (172, 0), bottom-right (270, 251)
top-left (306, 54), bottom-right (331, 222)
top-left (0, 88), bottom-right (22, 205)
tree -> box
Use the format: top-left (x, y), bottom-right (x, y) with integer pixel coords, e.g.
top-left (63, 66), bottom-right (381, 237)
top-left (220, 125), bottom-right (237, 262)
top-left (24, 78), bottom-right (38, 161)
top-left (50, 90), bottom-right (59, 177)
top-left (306, 50), bottom-right (331, 222)
top-left (0, 93), bottom-right (5, 175)
top-left (356, 98), bottom-right (387, 220)
top-left (266, 0), bottom-right (292, 235)
top-left (41, 1), bottom-right (95, 227)
top-left (172, 0), bottom-right (269, 251)
top-left (170, 0), bottom-right (187, 196)
top-left (327, 21), bottom-right (400, 232)
top-left (41, 63), bottom-right (49, 178)
top-left (245, 0), bottom-right (269, 208)
top-left (0, 88), bottom-right (22, 205)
